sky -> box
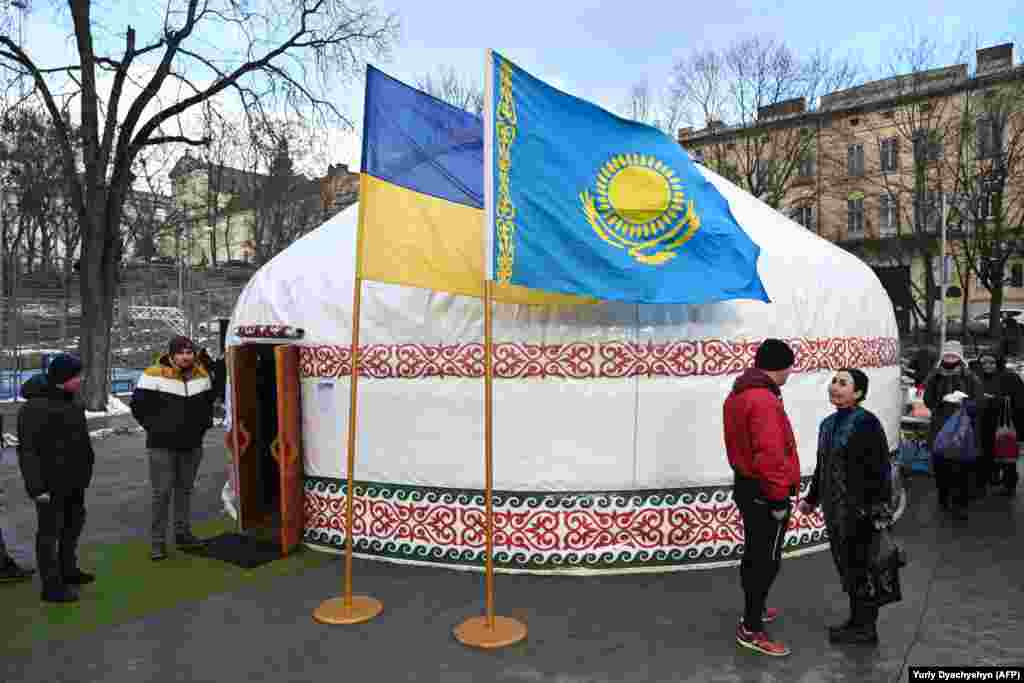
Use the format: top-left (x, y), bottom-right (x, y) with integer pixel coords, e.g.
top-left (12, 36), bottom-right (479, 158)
top-left (9, 0), bottom-right (1024, 175)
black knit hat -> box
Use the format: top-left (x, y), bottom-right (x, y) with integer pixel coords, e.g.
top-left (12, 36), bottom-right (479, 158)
top-left (47, 353), bottom-right (83, 386)
top-left (839, 367), bottom-right (869, 402)
top-left (754, 338), bottom-right (795, 371)
top-left (169, 335), bottom-right (196, 355)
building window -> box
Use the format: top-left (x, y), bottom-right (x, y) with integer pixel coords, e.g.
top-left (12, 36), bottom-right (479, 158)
top-left (879, 193), bottom-right (898, 236)
top-left (880, 137), bottom-right (899, 172)
top-left (847, 144), bottom-right (865, 176)
top-left (754, 158), bottom-right (774, 188)
top-left (797, 152), bottom-right (815, 178)
top-left (914, 190), bottom-right (943, 233)
top-left (976, 114), bottom-right (1005, 159)
top-left (977, 193), bottom-right (995, 220)
top-left (912, 129), bottom-right (943, 163)
top-left (847, 198), bottom-right (864, 237)
top-left (791, 206), bottom-right (814, 230)
top-left (1013, 264), bottom-right (1024, 288)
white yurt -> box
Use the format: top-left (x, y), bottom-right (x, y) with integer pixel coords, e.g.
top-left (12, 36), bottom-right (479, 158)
top-left (222, 165), bottom-right (901, 574)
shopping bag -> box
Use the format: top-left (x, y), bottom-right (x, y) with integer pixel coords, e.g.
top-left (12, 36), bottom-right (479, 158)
top-left (993, 396), bottom-right (1019, 462)
top-left (934, 401), bottom-right (978, 462)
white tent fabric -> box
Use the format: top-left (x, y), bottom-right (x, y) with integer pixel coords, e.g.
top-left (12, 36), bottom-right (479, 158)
top-left (228, 165), bottom-right (899, 491)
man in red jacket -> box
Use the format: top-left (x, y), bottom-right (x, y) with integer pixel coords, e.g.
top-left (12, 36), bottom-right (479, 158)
top-left (723, 338), bottom-right (801, 657)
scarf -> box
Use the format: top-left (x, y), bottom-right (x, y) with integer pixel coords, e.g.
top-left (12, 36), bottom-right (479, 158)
top-left (818, 406), bottom-right (866, 456)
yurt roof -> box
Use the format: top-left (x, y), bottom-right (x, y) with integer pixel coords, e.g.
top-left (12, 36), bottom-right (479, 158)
top-left (228, 165), bottom-right (897, 348)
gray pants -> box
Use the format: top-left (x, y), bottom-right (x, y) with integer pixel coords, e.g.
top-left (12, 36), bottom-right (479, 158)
top-left (148, 447), bottom-right (203, 545)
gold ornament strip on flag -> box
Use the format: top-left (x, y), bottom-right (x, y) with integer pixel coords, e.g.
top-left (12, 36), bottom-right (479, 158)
top-left (495, 57), bottom-right (517, 284)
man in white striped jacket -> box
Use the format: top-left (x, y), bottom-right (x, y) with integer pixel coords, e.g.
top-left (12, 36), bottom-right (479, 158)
top-left (131, 336), bottom-right (215, 561)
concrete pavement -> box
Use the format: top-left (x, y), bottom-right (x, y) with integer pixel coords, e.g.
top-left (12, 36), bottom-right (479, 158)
top-left (1, 423), bottom-right (1021, 683)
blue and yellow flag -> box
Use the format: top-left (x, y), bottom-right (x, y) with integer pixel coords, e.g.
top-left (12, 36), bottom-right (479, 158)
top-left (484, 52), bottom-right (770, 304)
top-left (358, 66), bottom-right (589, 305)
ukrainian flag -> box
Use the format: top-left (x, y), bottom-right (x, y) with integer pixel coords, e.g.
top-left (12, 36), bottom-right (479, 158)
top-left (484, 52), bottom-right (770, 305)
top-left (358, 66), bottom-right (589, 305)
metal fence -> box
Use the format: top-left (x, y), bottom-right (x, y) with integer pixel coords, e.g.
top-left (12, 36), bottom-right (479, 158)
top-left (0, 269), bottom-right (245, 400)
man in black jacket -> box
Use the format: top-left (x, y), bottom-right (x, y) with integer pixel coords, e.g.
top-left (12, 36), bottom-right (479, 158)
top-left (17, 354), bottom-right (96, 603)
top-left (131, 336), bottom-right (215, 561)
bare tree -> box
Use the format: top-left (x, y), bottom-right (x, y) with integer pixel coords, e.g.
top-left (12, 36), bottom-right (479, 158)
top-left (671, 37), bottom-right (862, 209)
top-left (417, 65), bottom-right (484, 116)
top-left (621, 79), bottom-right (654, 124)
top-left (942, 78), bottom-right (1024, 339)
top-left (0, 0), bottom-right (397, 409)
top-left (820, 36), bottom-right (971, 336)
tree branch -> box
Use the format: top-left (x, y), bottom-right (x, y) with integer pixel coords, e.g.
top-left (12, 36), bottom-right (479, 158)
top-left (141, 134), bottom-right (209, 147)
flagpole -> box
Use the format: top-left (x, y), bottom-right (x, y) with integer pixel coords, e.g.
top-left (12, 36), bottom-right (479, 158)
top-left (313, 176), bottom-right (383, 625)
top-left (452, 50), bottom-right (526, 650)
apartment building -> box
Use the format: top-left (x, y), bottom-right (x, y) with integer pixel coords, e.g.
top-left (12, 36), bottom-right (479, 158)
top-left (679, 43), bottom-right (1023, 332)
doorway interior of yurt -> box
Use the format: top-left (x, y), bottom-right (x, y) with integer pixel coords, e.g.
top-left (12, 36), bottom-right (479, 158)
top-left (227, 343), bottom-right (304, 557)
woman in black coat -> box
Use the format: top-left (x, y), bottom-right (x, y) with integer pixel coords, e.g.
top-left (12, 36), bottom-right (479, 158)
top-left (977, 352), bottom-right (1023, 496)
top-left (800, 368), bottom-right (901, 645)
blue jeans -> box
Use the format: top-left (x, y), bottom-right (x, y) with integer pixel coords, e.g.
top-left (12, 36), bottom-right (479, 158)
top-left (148, 447), bottom-right (203, 545)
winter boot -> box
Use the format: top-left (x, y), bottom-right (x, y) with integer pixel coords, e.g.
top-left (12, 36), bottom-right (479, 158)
top-left (41, 583), bottom-right (78, 603)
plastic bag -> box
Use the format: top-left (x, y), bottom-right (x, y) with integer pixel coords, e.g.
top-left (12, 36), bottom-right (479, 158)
top-left (934, 400), bottom-right (978, 462)
top-left (994, 396), bottom-right (1019, 462)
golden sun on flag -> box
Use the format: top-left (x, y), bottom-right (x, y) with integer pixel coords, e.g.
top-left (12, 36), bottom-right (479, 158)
top-left (580, 154), bottom-right (701, 265)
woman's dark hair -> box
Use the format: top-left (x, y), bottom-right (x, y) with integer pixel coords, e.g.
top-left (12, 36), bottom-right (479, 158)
top-left (838, 367), bottom-right (869, 403)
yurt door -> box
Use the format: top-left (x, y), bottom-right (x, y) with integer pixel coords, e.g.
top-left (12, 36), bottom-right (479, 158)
top-left (227, 345), bottom-right (269, 531)
top-left (274, 345), bottom-right (305, 556)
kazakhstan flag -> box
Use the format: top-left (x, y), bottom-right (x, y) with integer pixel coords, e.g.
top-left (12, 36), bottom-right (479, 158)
top-left (485, 52), bottom-right (770, 304)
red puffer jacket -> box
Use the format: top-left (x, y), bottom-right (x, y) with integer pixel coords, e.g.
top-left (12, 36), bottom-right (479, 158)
top-left (723, 367), bottom-right (801, 504)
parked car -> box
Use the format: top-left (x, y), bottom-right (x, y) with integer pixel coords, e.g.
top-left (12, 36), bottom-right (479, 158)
top-left (967, 309), bottom-right (1024, 335)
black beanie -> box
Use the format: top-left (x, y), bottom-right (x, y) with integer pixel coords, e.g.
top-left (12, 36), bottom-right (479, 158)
top-left (47, 353), bottom-right (83, 386)
top-left (754, 338), bottom-right (795, 371)
top-left (839, 367), bottom-right (869, 402)
top-left (169, 335), bottom-right (196, 355)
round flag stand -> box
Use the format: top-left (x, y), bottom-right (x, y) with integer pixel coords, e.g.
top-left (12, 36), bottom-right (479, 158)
top-left (313, 274), bottom-right (383, 626)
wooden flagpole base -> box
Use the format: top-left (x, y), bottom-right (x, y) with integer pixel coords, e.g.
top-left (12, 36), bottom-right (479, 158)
top-left (453, 615), bottom-right (527, 649)
top-left (312, 595), bottom-right (383, 625)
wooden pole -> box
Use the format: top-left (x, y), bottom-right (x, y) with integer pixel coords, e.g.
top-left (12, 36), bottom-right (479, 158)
top-left (313, 185), bottom-right (382, 625)
top-left (453, 279), bottom-right (527, 648)
top-left (483, 278), bottom-right (495, 628)
top-left (344, 275), bottom-right (362, 608)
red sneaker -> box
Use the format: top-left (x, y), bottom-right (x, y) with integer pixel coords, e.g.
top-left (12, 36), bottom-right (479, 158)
top-left (736, 624), bottom-right (791, 657)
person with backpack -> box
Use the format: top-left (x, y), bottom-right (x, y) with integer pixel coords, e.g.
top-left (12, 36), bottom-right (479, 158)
top-left (976, 352), bottom-right (1022, 497)
top-left (923, 341), bottom-right (983, 520)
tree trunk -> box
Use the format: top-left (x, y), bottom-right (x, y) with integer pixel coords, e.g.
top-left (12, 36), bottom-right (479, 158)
top-left (78, 207), bottom-right (117, 412)
top-left (923, 253), bottom-right (936, 337)
top-left (60, 257), bottom-right (71, 343)
top-left (989, 280), bottom-right (1004, 347)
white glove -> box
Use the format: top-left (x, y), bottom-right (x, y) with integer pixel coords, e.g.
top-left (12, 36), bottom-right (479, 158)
top-left (35, 492), bottom-right (51, 504)
top-left (942, 391), bottom-right (968, 404)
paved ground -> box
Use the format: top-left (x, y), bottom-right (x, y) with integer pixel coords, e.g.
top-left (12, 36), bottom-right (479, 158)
top-left (1, 423), bottom-right (1022, 683)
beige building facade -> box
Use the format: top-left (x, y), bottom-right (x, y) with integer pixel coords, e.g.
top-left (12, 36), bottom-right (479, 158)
top-left (679, 43), bottom-right (1024, 331)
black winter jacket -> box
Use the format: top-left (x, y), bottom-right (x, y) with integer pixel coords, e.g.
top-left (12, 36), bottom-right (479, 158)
top-left (131, 355), bottom-right (215, 450)
top-left (16, 374), bottom-right (96, 498)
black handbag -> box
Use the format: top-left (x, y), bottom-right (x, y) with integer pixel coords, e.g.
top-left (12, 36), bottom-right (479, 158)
top-left (869, 527), bottom-right (906, 570)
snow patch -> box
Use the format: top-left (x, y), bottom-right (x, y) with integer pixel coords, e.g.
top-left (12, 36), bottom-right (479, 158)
top-left (84, 395), bottom-right (132, 418)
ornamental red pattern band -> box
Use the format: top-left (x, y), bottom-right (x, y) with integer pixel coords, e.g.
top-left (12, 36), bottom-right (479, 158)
top-left (303, 491), bottom-right (826, 553)
top-left (295, 337), bottom-right (898, 380)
